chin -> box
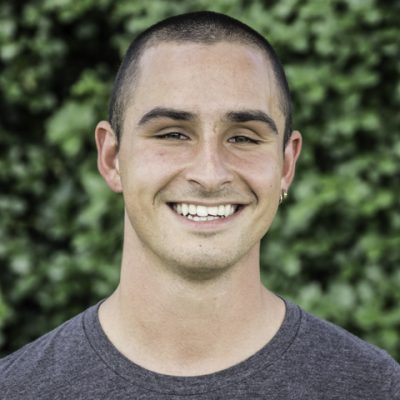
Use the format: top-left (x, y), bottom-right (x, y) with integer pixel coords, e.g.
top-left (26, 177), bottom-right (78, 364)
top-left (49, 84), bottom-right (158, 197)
top-left (164, 251), bottom-right (241, 282)
top-left (175, 266), bottom-right (230, 282)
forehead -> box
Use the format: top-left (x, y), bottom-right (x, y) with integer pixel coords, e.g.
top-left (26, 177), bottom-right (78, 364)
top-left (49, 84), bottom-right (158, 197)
top-left (124, 41), bottom-right (283, 130)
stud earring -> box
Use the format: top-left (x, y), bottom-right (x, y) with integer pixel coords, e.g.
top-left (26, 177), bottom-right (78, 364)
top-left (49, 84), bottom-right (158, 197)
top-left (279, 190), bottom-right (288, 204)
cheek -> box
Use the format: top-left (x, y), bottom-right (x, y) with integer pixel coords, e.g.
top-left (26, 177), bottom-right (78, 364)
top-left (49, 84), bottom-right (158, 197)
top-left (121, 146), bottom-right (186, 194)
top-left (253, 164), bottom-right (281, 198)
top-left (239, 159), bottom-right (281, 208)
top-left (231, 150), bottom-right (282, 186)
top-left (135, 142), bottom-right (191, 163)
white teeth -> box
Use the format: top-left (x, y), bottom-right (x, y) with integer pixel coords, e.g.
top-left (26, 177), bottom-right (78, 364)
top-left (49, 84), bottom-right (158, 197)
top-left (224, 205), bottom-right (234, 217)
top-left (189, 204), bottom-right (196, 215)
top-left (173, 203), bottom-right (237, 220)
top-left (208, 206), bottom-right (219, 216)
top-left (181, 204), bottom-right (189, 216)
top-left (223, 205), bottom-right (229, 217)
top-left (196, 205), bottom-right (208, 217)
top-left (188, 215), bottom-right (221, 221)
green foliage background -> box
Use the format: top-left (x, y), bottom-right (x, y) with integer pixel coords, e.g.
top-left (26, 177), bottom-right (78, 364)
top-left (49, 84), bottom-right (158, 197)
top-left (0, 0), bottom-right (399, 360)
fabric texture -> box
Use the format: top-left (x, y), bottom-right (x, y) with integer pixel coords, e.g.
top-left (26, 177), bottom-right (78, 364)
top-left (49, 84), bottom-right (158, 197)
top-left (1, 300), bottom-right (399, 399)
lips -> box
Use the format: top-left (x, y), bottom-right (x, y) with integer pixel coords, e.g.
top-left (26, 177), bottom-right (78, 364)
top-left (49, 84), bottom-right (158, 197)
top-left (171, 203), bottom-right (238, 222)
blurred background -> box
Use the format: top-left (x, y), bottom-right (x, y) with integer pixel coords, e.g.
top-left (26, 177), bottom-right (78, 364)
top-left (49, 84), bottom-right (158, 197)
top-left (0, 0), bottom-right (399, 360)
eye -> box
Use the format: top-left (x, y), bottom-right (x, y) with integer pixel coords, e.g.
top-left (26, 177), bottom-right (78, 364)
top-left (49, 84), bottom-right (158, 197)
top-left (228, 135), bottom-right (261, 144)
top-left (156, 132), bottom-right (189, 140)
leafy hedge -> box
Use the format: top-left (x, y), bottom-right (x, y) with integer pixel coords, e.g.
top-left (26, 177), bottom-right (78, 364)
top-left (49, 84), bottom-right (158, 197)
top-left (1, 0), bottom-right (399, 360)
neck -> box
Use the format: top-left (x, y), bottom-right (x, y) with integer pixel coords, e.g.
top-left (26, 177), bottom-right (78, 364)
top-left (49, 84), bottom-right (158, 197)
top-left (99, 230), bottom-right (285, 376)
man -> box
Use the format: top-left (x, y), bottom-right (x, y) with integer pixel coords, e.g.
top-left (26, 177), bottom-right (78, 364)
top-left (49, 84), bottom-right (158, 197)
top-left (1, 11), bottom-right (399, 399)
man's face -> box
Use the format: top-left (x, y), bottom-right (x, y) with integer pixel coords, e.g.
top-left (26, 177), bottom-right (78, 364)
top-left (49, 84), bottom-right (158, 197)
top-left (114, 41), bottom-right (299, 279)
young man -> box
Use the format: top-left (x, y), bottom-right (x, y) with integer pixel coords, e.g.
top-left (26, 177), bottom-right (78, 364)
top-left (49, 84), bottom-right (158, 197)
top-left (1, 11), bottom-right (399, 399)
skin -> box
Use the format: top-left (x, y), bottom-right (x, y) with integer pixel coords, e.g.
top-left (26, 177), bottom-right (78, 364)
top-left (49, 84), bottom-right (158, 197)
top-left (95, 41), bottom-right (302, 376)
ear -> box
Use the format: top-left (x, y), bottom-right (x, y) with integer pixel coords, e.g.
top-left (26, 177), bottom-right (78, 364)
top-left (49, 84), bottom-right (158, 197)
top-left (95, 120), bottom-right (122, 193)
top-left (281, 130), bottom-right (302, 191)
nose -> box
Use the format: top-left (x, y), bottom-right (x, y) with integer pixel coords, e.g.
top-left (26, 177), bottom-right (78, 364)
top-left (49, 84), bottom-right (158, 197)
top-left (185, 140), bottom-right (234, 192)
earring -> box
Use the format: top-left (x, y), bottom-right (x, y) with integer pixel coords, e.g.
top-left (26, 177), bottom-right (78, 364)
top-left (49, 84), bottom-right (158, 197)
top-left (279, 190), bottom-right (288, 204)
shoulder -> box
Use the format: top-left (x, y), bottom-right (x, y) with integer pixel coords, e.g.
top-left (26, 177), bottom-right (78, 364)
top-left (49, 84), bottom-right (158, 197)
top-left (292, 305), bottom-right (400, 397)
top-left (299, 308), bottom-right (396, 363)
top-left (0, 307), bottom-right (94, 398)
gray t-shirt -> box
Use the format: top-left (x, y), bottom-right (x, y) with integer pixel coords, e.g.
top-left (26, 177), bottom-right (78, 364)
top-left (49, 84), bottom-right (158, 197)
top-left (1, 300), bottom-right (399, 399)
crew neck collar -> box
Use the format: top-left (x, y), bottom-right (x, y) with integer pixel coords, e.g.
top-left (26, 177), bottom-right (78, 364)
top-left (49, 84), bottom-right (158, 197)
top-left (83, 298), bottom-right (301, 396)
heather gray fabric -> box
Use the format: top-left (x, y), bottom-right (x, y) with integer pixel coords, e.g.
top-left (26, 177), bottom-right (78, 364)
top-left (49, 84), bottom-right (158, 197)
top-left (1, 300), bottom-right (399, 399)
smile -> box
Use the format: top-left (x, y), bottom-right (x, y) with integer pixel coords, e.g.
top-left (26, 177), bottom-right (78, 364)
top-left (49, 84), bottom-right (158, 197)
top-left (171, 203), bottom-right (239, 222)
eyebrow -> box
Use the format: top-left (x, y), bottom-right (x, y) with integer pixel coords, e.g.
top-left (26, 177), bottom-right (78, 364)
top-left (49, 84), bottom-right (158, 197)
top-left (137, 107), bottom-right (278, 134)
top-left (138, 107), bottom-right (195, 125)
top-left (225, 110), bottom-right (278, 134)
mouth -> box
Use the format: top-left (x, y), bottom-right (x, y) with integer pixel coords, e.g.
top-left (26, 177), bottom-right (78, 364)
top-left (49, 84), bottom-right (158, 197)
top-left (169, 203), bottom-right (242, 222)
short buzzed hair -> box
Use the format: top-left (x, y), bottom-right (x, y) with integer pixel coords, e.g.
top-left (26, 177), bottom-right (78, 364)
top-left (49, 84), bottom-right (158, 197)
top-left (109, 11), bottom-right (293, 145)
